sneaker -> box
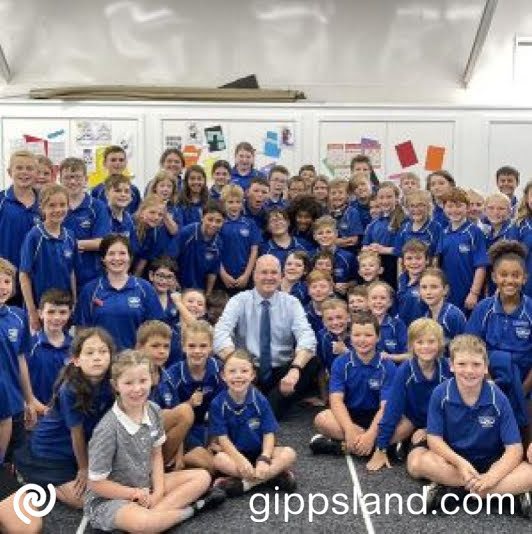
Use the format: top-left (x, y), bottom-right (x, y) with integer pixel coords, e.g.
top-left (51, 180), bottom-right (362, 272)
top-left (193, 486), bottom-right (226, 513)
top-left (309, 434), bottom-right (343, 455)
top-left (393, 441), bottom-right (408, 463)
top-left (269, 470), bottom-right (297, 492)
top-left (425, 482), bottom-right (447, 514)
top-left (213, 476), bottom-right (245, 497)
top-left (518, 491), bottom-right (532, 519)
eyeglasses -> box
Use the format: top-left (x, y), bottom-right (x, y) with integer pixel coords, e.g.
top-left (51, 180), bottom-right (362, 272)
top-left (154, 272), bottom-right (176, 281)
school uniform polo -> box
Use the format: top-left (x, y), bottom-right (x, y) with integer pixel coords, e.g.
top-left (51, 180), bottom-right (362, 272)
top-left (393, 218), bottom-right (443, 258)
top-left (290, 280), bottom-right (310, 306)
top-left (108, 208), bottom-right (140, 256)
top-left (27, 331), bottom-right (72, 405)
top-left (136, 225), bottom-right (175, 262)
top-left (362, 215), bottom-right (396, 247)
top-left (176, 201), bottom-right (203, 227)
top-left (440, 220), bottom-right (489, 310)
top-left (329, 350), bottom-right (396, 414)
top-left (377, 357), bottom-right (451, 449)
top-left (209, 386), bottom-right (279, 457)
top-left (63, 193), bottom-right (112, 286)
top-left (175, 222), bottom-right (223, 290)
top-left (377, 314), bottom-right (408, 355)
top-left (159, 293), bottom-right (182, 367)
top-left (76, 275), bottom-right (163, 350)
top-left (427, 378), bottom-right (521, 469)
top-left (517, 217), bottom-right (532, 297)
top-left (219, 215), bottom-right (261, 278)
top-left (485, 221), bottom-right (519, 295)
top-left (425, 301), bottom-right (466, 353)
top-left (209, 185), bottom-right (222, 200)
top-left (318, 246), bottom-right (356, 284)
top-left (85, 401), bottom-right (165, 532)
top-left (432, 203), bottom-right (449, 228)
top-left (466, 293), bottom-right (532, 378)
top-left (0, 305), bottom-right (31, 417)
top-left (304, 302), bottom-right (325, 336)
top-left (330, 204), bottom-right (363, 242)
top-left (316, 328), bottom-right (351, 371)
top-left (263, 198), bottom-right (288, 211)
top-left (0, 186), bottom-right (40, 268)
top-left (19, 223), bottom-right (78, 306)
top-left (91, 182), bottom-right (141, 214)
top-left (350, 199), bottom-right (372, 231)
top-left (29, 381), bottom-right (113, 461)
top-left (230, 167), bottom-right (266, 191)
top-left (259, 236), bottom-right (312, 268)
top-left (396, 273), bottom-right (427, 327)
top-left (243, 200), bottom-right (268, 232)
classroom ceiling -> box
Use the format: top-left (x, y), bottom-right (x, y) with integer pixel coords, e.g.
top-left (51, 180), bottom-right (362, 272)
top-left (0, 0), bottom-right (532, 105)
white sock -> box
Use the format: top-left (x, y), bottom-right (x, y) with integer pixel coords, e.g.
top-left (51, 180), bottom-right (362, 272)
top-left (180, 506), bottom-right (194, 522)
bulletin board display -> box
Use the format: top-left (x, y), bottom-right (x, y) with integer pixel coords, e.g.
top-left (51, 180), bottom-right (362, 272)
top-left (1, 117), bottom-right (141, 188)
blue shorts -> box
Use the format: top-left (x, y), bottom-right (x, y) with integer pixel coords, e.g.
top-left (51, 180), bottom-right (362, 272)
top-left (348, 409), bottom-right (378, 430)
top-left (5, 412), bottom-right (26, 463)
top-left (470, 455), bottom-right (502, 474)
top-left (184, 424), bottom-right (208, 452)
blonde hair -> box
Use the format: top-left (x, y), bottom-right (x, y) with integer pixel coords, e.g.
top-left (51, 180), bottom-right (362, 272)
top-left (36, 155), bottom-right (53, 170)
top-left (112, 349), bottom-right (154, 382)
top-left (148, 170), bottom-right (178, 205)
top-left (367, 280), bottom-right (394, 300)
top-left (39, 184), bottom-right (68, 208)
top-left (182, 319), bottom-right (213, 347)
top-left (377, 181), bottom-right (405, 231)
top-left (405, 190), bottom-right (433, 215)
top-left (466, 188), bottom-right (485, 203)
top-left (321, 298), bottom-right (348, 314)
top-left (0, 257), bottom-right (16, 287)
top-left (400, 172), bottom-right (420, 186)
top-left (312, 215), bottom-right (337, 234)
top-left (485, 192), bottom-right (511, 209)
top-left (135, 195), bottom-right (165, 243)
top-left (306, 269), bottom-right (333, 286)
top-left (407, 318), bottom-right (444, 356)
top-left (136, 320), bottom-right (172, 347)
top-left (225, 348), bottom-right (253, 366)
top-left (516, 180), bottom-right (532, 225)
top-left (221, 184), bottom-right (244, 202)
top-left (449, 334), bottom-right (488, 363)
top-left (9, 150), bottom-right (36, 168)
top-left (357, 249), bottom-right (381, 265)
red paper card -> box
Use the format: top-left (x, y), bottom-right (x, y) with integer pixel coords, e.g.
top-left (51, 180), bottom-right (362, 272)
top-left (395, 141), bottom-right (418, 168)
top-left (425, 145), bottom-right (445, 171)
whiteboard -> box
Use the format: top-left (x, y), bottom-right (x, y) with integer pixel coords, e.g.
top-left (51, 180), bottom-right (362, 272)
top-left (161, 119), bottom-right (299, 181)
top-left (1, 117), bottom-right (141, 189)
top-left (488, 121), bottom-right (532, 196)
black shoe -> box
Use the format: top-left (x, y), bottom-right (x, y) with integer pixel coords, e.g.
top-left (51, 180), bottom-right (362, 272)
top-left (309, 434), bottom-right (343, 455)
top-left (269, 470), bottom-right (297, 492)
top-left (193, 486), bottom-right (226, 513)
top-left (214, 476), bottom-right (245, 497)
top-left (518, 491), bottom-right (532, 519)
top-left (393, 441), bottom-right (408, 462)
top-left (425, 482), bottom-right (448, 514)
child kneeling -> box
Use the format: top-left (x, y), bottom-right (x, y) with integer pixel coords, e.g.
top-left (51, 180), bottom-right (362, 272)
top-left (413, 335), bottom-right (532, 516)
top-left (210, 350), bottom-right (297, 496)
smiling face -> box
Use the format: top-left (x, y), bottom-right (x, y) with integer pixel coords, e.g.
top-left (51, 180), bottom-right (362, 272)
top-left (60, 167), bottom-right (86, 197)
top-left (412, 333), bottom-right (441, 364)
top-left (162, 153), bottom-right (183, 177)
top-left (153, 178), bottom-right (175, 202)
top-left (223, 355), bottom-right (255, 397)
top-left (74, 335), bottom-right (111, 383)
top-left (141, 203), bottom-right (165, 228)
top-left (451, 351), bottom-right (487, 390)
top-left (254, 256), bottom-right (282, 298)
top-left (492, 258), bottom-right (526, 299)
top-left (104, 151), bottom-right (127, 174)
top-left (267, 212), bottom-right (289, 237)
top-left (296, 210), bottom-right (313, 232)
top-left (213, 166), bottom-right (230, 189)
top-left (467, 196), bottom-right (485, 220)
top-left (235, 149), bottom-right (254, 173)
top-left (149, 266), bottom-right (176, 294)
top-left (358, 256), bottom-right (382, 283)
top-left (35, 163), bottom-right (54, 190)
top-left (8, 155), bottom-right (36, 190)
top-left (187, 171), bottom-right (206, 195)
top-left (201, 211), bottom-right (224, 238)
top-left (485, 199), bottom-right (510, 227)
top-left (314, 225), bottom-right (337, 248)
top-left (402, 251), bottom-right (428, 277)
top-left (0, 271), bottom-right (14, 305)
top-left (183, 331), bottom-right (212, 368)
top-left (106, 183), bottom-right (132, 210)
top-left (182, 290), bottom-right (206, 318)
top-left (284, 254), bottom-right (306, 282)
top-left (419, 274), bottom-right (447, 308)
top-left (103, 241), bottom-right (131, 276)
top-left (114, 363), bottom-right (152, 410)
top-left (351, 322), bottom-right (378, 360)
top-left (42, 192), bottom-right (69, 227)
top-left (376, 186), bottom-right (397, 214)
top-left (323, 306), bottom-right (349, 336)
top-left (367, 285), bottom-right (392, 318)
top-left (497, 174), bottom-right (518, 198)
top-left (141, 335), bottom-right (171, 369)
top-left (444, 200), bottom-right (468, 225)
top-left (329, 185), bottom-right (348, 210)
top-left (407, 200), bottom-right (429, 224)
top-left (39, 303), bottom-right (70, 335)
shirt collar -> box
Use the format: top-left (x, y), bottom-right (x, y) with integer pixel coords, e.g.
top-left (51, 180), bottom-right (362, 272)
top-left (349, 349), bottom-right (382, 368)
top-left (253, 287), bottom-right (277, 306)
top-left (112, 401), bottom-right (152, 434)
top-left (492, 292), bottom-right (525, 317)
top-left (225, 386), bottom-right (256, 410)
top-left (102, 274), bottom-right (136, 291)
top-left (35, 330), bottom-right (71, 349)
top-left (36, 222), bottom-right (67, 241)
top-left (0, 304), bottom-right (9, 317)
top-left (6, 186), bottom-right (39, 209)
top-left (447, 378), bottom-right (494, 407)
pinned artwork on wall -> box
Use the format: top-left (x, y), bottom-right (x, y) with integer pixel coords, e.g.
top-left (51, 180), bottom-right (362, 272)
top-left (204, 125), bottom-right (226, 152)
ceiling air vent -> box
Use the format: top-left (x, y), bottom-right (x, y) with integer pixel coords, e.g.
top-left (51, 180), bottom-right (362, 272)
top-left (514, 35), bottom-right (532, 83)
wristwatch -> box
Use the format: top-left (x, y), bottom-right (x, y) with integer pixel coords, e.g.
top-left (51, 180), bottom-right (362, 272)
top-left (289, 364), bottom-right (303, 372)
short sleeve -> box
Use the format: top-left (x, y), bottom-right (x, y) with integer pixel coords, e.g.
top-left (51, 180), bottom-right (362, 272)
top-left (465, 300), bottom-right (487, 337)
top-left (19, 231), bottom-right (35, 273)
top-left (18, 310), bottom-right (31, 356)
top-left (149, 403), bottom-right (166, 448)
top-left (73, 282), bottom-right (94, 327)
top-left (426, 387), bottom-right (445, 437)
top-left (143, 282), bottom-right (164, 321)
top-left (59, 386), bottom-right (84, 429)
top-left (92, 200), bottom-right (112, 238)
top-left (329, 356), bottom-right (347, 394)
top-left (380, 361), bottom-right (397, 402)
top-left (208, 396), bottom-right (228, 438)
top-left (472, 227), bottom-right (489, 267)
top-left (88, 415), bottom-right (116, 481)
top-left (498, 389), bottom-right (521, 446)
top-left (396, 319), bottom-right (408, 353)
top-left (259, 395), bottom-right (279, 434)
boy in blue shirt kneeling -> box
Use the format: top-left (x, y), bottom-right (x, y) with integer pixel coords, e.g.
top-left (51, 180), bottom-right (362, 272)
top-left (416, 334), bottom-right (532, 515)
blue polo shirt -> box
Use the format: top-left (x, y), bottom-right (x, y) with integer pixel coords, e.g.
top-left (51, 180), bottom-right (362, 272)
top-left (219, 216), bottom-right (261, 278)
top-left (290, 281), bottom-right (310, 306)
top-left (108, 208), bottom-right (140, 256)
top-left (159, 293), bottom-right (182, 368)
top-left (362, 215), bottom-right (397, 248)
top-left (466, 293), bottom-right (532, 378)
top-left (396, 273), bottom-right (427, 327)
top-left (27, 331), bottom-right (72, 405)
top-left (230, 167), bottom-right (265, 191)
top-left (427, 378), bottom-right (521, 465)
top-left (20, 223), bottom-right (78, 306)
top-left (330, 204), bottom-right (363, 242)
top-left (425, 301), bottom-right (466, 354)
top-left (75, 275), bottom-right (163, 349)
top-left (243, 201), bottom-right (268, 233)
top-left (136, 226), bottom-right (175, 262)
top-left (91, 182), bottom-right (141, 214)
top-left (314, 247), bottom-right (355, 284)
top-left (377, 357), bottom-right (451, 449)
top-left (0, 186), bottom-right (40, 268)
top-left (152, 357), bottom-right (224, 426)
top-left (263, 198), bottom-right (288, 212)
top-left (317, 328), bottom-right (351, 371)
top-left (304, 302), bottom-right (324, 336)
top-left (440, 220), bottom-right (489, 310)
top-left (176, 223), bottom-right (223, 290)
top-left (485, 221), bottom-right (519, 295)
top-left (259, 236), bottom-right (311, 268)
top-left (63, 194), bottom-right (112, 286)
top-left (209, 186), bottom-right (222, 200)
top-left (350, 199), bottom-right (372, 231)
top-left (517, 217), bottom-right (532, 297)
top-left (377, 314), bottom-right (407, 355)
top-left (394, 218), bottom-right (443, 258)
top-left (30, 380), bottom-right (113, 461)
top-left (176, 201), bottom-right (203, 228)
top-left (432, 203), bottom-right (448, 228)
top-left (329, 350), bottom-right (396, 413)
top-left (209, 386), bottom-right (279, 456)
top-left (0, 305), bottom-right (31, 416)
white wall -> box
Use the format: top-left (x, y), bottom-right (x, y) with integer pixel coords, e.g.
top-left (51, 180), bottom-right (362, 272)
top-left (2, 100), bottom-right (532, 195)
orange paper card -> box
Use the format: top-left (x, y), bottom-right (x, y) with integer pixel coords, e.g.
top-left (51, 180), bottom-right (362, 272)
top-left (425, 146), bottom-right (445, 171)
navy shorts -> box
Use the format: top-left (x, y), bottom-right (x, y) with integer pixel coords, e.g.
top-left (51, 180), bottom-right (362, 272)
top-left (184, 424), bottom-right (208, 452)
top-left (14, 441), bottom-right (77, 487)
top-left (348, 409), bottom-right (378, 430)
top-left (5, 412), bottom-right (26, 464)
top-left (470, 455), bottom-right (502, 474)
